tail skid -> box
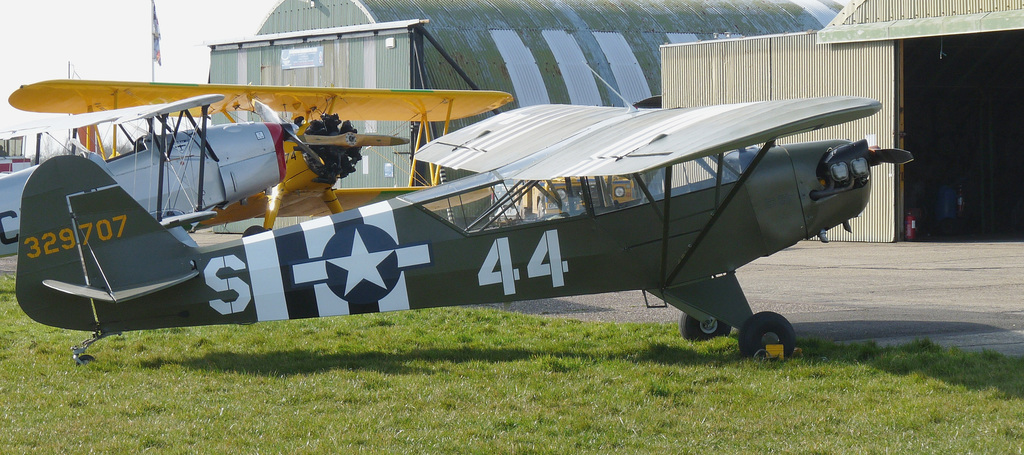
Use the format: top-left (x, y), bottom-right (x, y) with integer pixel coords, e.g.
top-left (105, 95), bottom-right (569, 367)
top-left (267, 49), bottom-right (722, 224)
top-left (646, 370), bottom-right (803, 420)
top-left (16, 156), bottom-right (198, 331)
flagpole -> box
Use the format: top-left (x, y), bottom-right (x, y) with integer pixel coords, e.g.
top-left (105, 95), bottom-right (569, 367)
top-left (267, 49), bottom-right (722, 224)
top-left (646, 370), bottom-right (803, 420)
top-left (151, 0), bottom-right (155, 81)
top-left (151, 0), bottom-right (159, 82)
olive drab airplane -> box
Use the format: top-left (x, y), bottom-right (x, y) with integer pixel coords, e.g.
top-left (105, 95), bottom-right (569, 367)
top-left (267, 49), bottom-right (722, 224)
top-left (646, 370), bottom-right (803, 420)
top-left (0, 80), bottom-right (513, 257)
top-left (14, 96), bottom-right (912, 364)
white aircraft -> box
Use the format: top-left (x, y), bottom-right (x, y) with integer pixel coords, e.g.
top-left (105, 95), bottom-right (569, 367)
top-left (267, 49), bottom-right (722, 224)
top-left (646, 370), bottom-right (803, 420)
top-left (0, 80), bottom-right (513, 257)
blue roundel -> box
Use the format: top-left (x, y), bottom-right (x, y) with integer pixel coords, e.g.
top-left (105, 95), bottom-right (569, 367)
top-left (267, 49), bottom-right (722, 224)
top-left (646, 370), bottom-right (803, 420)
top-left (322, 224), bottom-right (401, 304)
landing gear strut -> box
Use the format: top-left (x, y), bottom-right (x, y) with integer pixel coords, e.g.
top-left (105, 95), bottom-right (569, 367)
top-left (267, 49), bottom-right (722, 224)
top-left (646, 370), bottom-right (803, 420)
top-left (71, 330), bottom-right (120, 365)
top-left (679, 314), bottom-right (732, 341)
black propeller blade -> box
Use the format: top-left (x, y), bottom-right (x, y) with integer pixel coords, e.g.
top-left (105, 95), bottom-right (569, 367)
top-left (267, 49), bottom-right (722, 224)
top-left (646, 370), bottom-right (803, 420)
top-left (868, 147), bottom-right (914, 166)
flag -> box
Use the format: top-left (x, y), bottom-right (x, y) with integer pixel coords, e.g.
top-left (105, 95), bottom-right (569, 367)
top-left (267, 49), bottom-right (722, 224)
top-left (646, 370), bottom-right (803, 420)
top-left (152, 0), bottom-right (162, 66)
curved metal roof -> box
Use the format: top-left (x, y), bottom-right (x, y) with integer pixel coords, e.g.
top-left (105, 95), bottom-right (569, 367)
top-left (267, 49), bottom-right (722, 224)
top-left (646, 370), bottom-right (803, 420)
top-left (253, 0), bottom-right (842, 107)
top-left (260, 0), bottom-right (841, 36)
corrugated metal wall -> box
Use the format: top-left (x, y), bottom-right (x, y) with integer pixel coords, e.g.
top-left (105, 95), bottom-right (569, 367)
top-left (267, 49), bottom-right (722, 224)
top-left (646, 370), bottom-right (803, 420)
top-left (833, 0), bottom-right (1024, 25)
top-left (663, 33), bottom-right (899, 242)
top-left (250, 0), bottom-right (843, 109)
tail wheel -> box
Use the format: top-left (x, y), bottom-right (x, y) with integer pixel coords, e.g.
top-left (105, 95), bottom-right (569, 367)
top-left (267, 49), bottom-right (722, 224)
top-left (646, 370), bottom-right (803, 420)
top-left (679, 314), bottom-right (731, 341)
top-left (738, 311), bottom-right (795, 358)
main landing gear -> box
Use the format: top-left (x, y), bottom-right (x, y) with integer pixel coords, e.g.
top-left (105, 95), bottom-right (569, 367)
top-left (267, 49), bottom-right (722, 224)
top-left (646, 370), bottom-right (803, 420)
top-left (71, 330), bottom-right (119, 365)
top-left (679, 314), bottom-right (732, 341)
top-left (679, 311), bottom-right (796, 359)
top-left (738, 311), bottom-right (796, 358)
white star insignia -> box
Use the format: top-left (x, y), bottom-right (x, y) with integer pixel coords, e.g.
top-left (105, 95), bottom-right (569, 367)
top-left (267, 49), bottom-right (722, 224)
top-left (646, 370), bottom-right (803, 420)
top-left (325, 230), bottom-right (390, 295)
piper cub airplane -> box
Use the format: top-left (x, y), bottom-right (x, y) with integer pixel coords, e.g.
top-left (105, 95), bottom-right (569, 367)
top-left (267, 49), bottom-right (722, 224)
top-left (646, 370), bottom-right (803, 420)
top-left (15, 96), bottom-right (911, 364)
top-left (0, 80), bottom-right (513, 257)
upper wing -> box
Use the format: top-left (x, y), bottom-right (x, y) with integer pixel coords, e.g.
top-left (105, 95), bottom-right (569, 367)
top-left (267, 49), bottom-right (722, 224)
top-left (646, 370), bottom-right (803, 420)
top-left (10, 79), bottom-right (513, 122)
top-left (0, 94), bottom-right (224, 140)
top-left (415, 97), bottom-right (882, 179)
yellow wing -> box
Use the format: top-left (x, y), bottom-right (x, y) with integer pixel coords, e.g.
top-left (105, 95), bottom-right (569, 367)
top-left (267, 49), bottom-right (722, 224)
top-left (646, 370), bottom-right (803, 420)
top-left (203, 187), bottom-right (419, 226)
top-left (9, 79), bottom-right (513, 121)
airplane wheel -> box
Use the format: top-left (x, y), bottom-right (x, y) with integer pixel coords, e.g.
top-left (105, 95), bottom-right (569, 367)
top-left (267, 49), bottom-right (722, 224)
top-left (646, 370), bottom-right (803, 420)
top-left (74, 354), bottom-right (94, 366)
top-left (679, 314), bottom-right (731, 341)
top-left (242, 225), bottom-right (269, 237)
top-left (738, 311), bottom-right (795, 358)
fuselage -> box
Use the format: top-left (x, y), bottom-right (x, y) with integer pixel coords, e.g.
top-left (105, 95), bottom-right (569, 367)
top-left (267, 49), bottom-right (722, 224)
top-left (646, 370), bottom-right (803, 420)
top-left (15, 139), bottom-right (872, 333)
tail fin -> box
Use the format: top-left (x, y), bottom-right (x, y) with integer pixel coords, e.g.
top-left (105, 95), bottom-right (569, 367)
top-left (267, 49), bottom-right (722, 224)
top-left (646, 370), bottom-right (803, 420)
top-left (16, 155), bottom-right (197, 331)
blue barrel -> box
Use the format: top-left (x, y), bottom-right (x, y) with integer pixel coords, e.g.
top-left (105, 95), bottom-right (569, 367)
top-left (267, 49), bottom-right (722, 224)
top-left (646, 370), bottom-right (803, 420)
top-left (935, 185), bottom-right (957, 221)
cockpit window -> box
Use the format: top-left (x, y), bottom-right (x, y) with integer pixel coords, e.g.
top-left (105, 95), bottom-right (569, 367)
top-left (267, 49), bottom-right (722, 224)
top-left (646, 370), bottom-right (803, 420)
top-left (639, 146), bottom-right (759, 200)
top-left (416, 145), bottom-right (761, 232)
top-left (535, 176), bottom-right (649, 216)
top-left (421, 179), bottom-right (565, 232)
top-left (419, 174), bottom-right (652, 232)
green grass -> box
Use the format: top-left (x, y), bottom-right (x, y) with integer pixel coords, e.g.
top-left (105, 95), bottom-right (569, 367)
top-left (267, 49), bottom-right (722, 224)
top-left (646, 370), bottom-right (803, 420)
top-left (2, 274), bottom-right (1024, 453)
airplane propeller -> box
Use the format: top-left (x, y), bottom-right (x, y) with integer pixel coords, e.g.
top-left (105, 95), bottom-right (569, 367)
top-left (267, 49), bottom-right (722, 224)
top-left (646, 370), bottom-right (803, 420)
top-left (300, 132), bottom-right (409, 148)
top-left (810, 139), bottom-right (913, 201)
top-left (868, 147), bottom-right (914, 166)
top-left (251, 100), bottom-right (409, 183)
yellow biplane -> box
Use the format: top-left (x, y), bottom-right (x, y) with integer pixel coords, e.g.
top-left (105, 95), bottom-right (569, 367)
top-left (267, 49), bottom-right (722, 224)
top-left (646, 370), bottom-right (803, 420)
top-left (10, 79), bottom-right (512, 231)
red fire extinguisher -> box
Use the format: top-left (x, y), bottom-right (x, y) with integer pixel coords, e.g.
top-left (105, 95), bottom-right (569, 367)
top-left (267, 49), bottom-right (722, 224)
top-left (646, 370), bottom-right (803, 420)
top-left (905, 211), bottom-right (917, 241)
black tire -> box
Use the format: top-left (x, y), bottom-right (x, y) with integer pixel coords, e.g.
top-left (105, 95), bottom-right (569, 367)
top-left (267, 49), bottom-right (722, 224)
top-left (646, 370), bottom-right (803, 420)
top-left (738, 311), bottom-right (795, 358)
top-left (242, 225), bottom-right (270, 237)
top-left (679, 314), bottom-right (732, 341)
top-left (75, 354), bottom-right (95, 365)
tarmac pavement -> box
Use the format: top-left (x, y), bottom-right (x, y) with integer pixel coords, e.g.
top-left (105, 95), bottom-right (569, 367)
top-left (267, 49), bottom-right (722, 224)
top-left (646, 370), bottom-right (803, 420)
top-left (498, 239), bottom-right (1024, 356)
top-left (3, 233), bottom-right (1023, 355)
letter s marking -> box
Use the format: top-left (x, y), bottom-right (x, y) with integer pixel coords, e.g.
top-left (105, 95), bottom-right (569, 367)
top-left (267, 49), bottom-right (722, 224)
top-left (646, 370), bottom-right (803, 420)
top-left (204, 255), bottom-right (252, 315)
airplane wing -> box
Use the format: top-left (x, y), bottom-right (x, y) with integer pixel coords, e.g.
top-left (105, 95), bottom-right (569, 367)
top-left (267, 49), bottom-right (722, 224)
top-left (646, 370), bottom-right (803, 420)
top-left (415, 96), bottom-right (882, 179)
top-left (10, 79), bottom-right (513, 122)
top-left (204, 187), bottom-right (419, 226)
top-left (0, 94), bottom-right (224, 140)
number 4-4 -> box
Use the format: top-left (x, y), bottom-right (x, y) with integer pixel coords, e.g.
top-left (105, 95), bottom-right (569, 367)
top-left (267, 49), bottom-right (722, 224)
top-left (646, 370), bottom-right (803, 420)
top-left (478, 229), bottom-right (569, 296)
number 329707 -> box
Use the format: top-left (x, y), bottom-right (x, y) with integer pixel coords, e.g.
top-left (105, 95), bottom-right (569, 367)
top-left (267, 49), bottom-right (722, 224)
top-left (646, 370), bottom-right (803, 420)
top-left (23, 215), bottom-right (127, 259)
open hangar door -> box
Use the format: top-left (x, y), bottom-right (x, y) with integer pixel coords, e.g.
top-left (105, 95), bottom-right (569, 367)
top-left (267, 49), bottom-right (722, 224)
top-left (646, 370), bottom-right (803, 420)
top-left (902, 29), bottom-right (1024, 239)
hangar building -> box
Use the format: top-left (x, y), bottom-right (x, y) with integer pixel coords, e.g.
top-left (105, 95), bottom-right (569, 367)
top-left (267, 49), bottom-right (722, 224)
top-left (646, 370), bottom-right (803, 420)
top-left (207, 0), bottom-right (843, 190)
top-left (664, 0), bottom-right (1024, 241)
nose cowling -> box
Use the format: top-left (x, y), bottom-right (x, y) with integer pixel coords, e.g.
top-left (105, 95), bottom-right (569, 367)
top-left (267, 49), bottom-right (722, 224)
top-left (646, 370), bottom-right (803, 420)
top-left (809, 139), bottom-right (913, 201)
top-left (795, 139), bottom-right (913, 238)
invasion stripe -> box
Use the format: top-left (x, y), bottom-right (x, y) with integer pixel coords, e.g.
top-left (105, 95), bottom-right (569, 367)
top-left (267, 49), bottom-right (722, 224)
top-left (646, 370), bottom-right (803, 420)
top-left (241, 230), bottom-right (289, 322)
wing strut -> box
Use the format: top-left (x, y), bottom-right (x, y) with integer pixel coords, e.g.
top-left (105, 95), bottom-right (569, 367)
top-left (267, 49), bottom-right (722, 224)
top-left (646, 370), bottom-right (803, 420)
top-left (195, 104), bottom-right (211, 212)
top-left (659, 165), bottom-right (674, 287)
top-left (154, 113), bottom-right (167, 221)
top-left (661, 140), bottom-right (776, 288)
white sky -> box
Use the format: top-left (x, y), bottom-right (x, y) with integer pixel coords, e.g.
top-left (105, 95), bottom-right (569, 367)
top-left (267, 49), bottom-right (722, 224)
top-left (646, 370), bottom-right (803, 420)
top-left (0, 0), bottom-right (282, 127)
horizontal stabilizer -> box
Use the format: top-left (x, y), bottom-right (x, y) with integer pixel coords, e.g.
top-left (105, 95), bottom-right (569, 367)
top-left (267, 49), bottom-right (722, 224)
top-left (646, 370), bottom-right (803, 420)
top-left (160, 210), bottom-right (218, 229)
top-left (42, 269), bottom-right (199, 303)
